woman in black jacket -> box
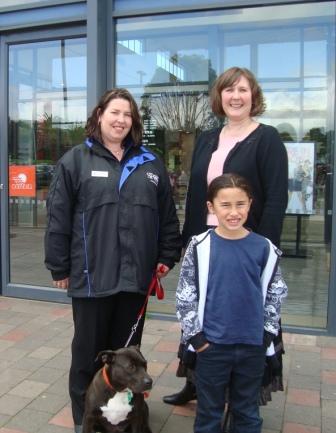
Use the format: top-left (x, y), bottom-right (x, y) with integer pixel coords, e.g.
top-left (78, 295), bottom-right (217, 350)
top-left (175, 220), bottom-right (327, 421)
top-left (45, 88), bottom-right (181, 433)
top-left (163, 67), bottom-right (288, 409)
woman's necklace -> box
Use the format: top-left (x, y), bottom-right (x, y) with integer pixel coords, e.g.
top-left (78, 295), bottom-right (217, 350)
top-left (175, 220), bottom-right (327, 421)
top-left (112, 148), bottom-right (122, 156)
top-left (106, 145), bottom-right (123, 160)
top-left (222, 118), bottom-right (255, 141)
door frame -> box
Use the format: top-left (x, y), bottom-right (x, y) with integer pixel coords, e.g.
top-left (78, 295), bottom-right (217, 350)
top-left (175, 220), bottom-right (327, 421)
top-left (0, 25), bottom-right (85, 303)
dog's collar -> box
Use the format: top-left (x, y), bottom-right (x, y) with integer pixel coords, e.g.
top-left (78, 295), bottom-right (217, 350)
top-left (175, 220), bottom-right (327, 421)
top-left (102, 366), bottom-right (115, 390)
top-left (102, 365), bottom-right (149, 399)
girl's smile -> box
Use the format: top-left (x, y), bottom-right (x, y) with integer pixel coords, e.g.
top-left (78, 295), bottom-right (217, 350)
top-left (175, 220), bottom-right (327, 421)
top-left (207, 187), bottom-right (252, 239)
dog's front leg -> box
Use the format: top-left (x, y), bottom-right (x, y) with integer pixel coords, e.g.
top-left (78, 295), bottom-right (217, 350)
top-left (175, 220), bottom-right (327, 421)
top-left (82, 413), bottom-right (95, 433)
top-left (130, 419), bottom-right (152, 433)
top-left (130, 396), bottom-right (152, 433)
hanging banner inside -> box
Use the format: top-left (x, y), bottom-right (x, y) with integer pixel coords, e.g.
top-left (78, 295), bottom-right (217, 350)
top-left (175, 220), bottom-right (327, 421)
top-left (285, 142), bottom-right (315, 215)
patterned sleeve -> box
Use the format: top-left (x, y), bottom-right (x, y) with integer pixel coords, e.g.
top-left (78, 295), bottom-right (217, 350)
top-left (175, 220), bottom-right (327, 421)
top-left (264, 265), bottom-right (288, 334)
top-left (176, 238), bottom-right (203, 343)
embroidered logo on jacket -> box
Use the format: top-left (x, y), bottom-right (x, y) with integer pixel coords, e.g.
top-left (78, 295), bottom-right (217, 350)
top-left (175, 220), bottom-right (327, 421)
top-left (146, 172), bottom-right (159, 186)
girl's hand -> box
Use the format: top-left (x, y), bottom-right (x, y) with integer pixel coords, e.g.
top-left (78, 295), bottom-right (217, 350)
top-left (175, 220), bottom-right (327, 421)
top-left (156, 263), bottom-right (170, 278)
top-left (196, 343), bottom-right (210, 353)
top-left (53, 277), bottom-right (69, 290)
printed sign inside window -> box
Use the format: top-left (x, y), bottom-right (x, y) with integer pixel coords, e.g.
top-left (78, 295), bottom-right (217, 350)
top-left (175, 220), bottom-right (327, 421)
top-left (9, 165), bottom-right (36, 197)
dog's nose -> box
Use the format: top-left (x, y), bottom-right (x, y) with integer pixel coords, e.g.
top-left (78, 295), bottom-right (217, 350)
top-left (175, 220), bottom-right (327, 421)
top-left (144, 377), bottom-right (153, 390)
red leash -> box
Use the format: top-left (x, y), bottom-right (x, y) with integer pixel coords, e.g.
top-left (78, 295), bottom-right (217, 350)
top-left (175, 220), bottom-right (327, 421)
top-left (124, 271), bottom-right (164, 347)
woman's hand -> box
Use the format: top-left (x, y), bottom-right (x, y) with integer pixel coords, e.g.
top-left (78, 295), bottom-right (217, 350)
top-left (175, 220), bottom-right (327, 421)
top-left (53, 277), bottom-right (69, 290)
top-left (156, 263), bottom-right (170, 278)
top-left (196, 342), bottom-right (210, 353)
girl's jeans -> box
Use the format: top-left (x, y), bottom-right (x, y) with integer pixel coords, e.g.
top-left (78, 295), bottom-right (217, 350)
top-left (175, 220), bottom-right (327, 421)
top-left (194, 343), bottom-right (266, 433)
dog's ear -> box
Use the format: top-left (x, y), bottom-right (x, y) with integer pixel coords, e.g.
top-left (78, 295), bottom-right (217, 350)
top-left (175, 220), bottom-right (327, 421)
top-left (96, 350), bottom-right (116, 364)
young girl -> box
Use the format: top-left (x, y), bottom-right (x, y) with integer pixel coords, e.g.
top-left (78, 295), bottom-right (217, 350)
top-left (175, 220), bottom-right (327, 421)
top-left (176, 173), bottom-right (287, 433)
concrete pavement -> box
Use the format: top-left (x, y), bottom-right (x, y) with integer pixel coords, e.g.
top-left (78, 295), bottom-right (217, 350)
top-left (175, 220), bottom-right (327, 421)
top-left (0, 295), bottom-right (335, 433)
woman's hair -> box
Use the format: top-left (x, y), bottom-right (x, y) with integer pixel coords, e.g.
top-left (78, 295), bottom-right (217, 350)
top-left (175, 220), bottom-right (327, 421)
top-left (85, 88), bottom-right (143, 146)
top-left (207, 173), bottom-right (253, 203)
top-left (210, 67), bottom-right (266, 118)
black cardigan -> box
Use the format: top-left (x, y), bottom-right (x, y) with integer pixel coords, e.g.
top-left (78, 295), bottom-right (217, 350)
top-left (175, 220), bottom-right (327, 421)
top-left (182, 124), bottom-right (288, 248)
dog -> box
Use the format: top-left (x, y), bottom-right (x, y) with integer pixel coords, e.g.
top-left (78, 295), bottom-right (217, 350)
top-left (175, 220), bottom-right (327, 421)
top-left (82, 345), bottom-right (153, 433)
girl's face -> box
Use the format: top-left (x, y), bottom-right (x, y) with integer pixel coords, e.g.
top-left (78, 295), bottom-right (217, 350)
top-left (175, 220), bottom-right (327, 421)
top-left (98, 98), bottom-right (132, 146)
top-left (221, 75), bottom-right (253, 122)
top-left (207, 187), bottom-right (252, 239)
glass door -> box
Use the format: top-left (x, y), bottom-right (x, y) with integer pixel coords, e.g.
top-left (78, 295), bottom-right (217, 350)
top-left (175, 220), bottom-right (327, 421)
top-left (1, 28), bottom-right (86, 300)
top-left (115, 1), bottom-right (336, 329)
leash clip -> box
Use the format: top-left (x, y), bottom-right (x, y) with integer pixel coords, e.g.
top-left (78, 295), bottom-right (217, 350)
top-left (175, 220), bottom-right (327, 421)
top-left (124, 322), bottom-right (139, 348)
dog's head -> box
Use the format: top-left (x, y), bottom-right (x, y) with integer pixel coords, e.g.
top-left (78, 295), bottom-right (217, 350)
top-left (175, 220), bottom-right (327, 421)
top-left (97, 346), bottom-right (153, 394)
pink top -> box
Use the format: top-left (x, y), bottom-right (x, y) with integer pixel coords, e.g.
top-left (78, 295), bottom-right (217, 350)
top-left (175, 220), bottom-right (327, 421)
top-left (206, 137), bottom-right (237, 226)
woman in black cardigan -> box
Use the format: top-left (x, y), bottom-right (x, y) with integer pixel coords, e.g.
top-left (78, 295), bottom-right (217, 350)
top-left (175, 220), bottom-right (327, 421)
top-left (163, 66), bottom-right (288, 408)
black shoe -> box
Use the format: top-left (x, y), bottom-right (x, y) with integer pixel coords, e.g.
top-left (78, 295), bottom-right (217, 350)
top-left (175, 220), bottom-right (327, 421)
top-left (163, 381), bottom-right (196, 405)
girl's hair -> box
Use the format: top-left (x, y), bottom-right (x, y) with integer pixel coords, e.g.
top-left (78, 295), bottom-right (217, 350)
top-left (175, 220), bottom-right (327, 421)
top-left (85, 88), bottom-right (143, 146)
top-left (210, 67), bottom-right (266, 118)
top-left (207, 173), bottom-right (253, 202)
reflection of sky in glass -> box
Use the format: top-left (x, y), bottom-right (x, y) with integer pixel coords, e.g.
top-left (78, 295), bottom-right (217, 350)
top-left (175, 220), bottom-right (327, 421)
top-left (18, 84), bottom-right (33, 100)
top-left (51, 98), bottom-right (87, 124)
top-left (18, 102), bottom-right (33, 123)
top-left (52, 56), bottom-right (86, 88)
top-left (9, 38), bottom-right (87, 124)
top-left (224, 46), bottom-right (250, 70)
top-left (264, 91), bottom-right (300, 112)
top-left (258, 42), bottom-right (300, 78)
top-left (116, 42), bottom-right (209, 86)
top-left (114, 0), bottom-right (215, 11)
top-left (304, 90), bottom-right (327, 110)
top-left (304, 41), bottom-right (327, 76)
top-left (116, 1), bottom-right (335, 137)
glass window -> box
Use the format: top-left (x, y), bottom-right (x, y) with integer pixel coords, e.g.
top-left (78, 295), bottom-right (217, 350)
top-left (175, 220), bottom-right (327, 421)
top-left (0, 0), bottom-right (48, 8)
top-left (114, 0), bottom-right (220, 12)
top-left (116, 1), bottom-right (335, 329)
top-left (8, 37), bottom-right (87, 287)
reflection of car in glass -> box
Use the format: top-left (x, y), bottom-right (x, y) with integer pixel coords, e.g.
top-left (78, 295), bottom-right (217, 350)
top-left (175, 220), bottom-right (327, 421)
top-left (36, 164), bottom-right (55, 188)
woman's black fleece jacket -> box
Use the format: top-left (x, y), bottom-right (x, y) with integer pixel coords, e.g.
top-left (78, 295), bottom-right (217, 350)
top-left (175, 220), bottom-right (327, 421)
top-left (45, 139), bottom-right (182, 298)
top-left (182, 124), bottom-right (288, 248)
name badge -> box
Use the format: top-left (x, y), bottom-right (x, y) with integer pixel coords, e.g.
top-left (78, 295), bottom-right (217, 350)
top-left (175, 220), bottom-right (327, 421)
top-left (91, 171), bottom-right (108, 178)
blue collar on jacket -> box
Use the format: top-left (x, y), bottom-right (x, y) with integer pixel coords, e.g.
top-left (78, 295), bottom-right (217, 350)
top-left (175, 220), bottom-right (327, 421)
top-left (119, 146), bottom-right (156, 191)
top-left (85, 139), bottom-right (156, 191)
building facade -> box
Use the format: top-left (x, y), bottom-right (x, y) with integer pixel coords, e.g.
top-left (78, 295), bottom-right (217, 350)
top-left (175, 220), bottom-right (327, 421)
top-left (0, 0), bottom-right (335, 335)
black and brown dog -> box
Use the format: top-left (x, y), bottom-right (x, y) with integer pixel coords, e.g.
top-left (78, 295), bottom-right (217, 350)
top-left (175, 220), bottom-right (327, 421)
top-left (82, 346), bottom-right (153, 433)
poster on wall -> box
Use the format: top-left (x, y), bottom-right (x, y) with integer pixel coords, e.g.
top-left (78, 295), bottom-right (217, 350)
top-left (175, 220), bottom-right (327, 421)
top-left (9, 165), bottom-right (36, 197)
top-left (285, 142), bottom-right (315, 215)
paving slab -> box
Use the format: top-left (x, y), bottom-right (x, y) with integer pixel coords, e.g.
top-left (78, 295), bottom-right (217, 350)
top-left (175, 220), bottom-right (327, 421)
top-left (0, 296), bottom-right (335, 433)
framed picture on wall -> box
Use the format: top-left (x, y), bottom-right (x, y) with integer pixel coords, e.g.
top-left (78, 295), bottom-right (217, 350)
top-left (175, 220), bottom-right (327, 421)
top-left (285, 142), bottom-right (315, 215)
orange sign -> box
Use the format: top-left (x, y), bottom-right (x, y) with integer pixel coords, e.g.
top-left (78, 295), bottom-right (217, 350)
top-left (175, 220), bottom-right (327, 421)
top-left (9, 165), bottom-right (36, 197)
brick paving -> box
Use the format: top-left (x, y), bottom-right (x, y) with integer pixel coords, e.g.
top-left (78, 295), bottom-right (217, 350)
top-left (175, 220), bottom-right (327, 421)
top-left (0, 296), bottom-right (335, 433)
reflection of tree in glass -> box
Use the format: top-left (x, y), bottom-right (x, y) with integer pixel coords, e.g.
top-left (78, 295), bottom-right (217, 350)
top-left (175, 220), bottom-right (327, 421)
top-left (35, 112), bottom-right (85, 162)
top-left (277, 122), bottom-right (297, 143)
top-left (150, 89), bottom-right (210, 132)
top-left (141, 54), bottom-right (219, 132)
top-left (139, 55), bottom-right (220, 204)
top-left (303, 128), bottom-right (328, 163)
